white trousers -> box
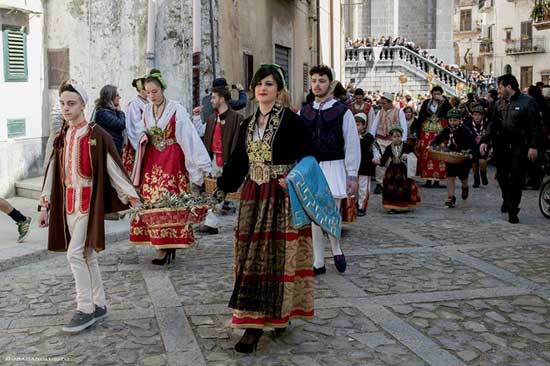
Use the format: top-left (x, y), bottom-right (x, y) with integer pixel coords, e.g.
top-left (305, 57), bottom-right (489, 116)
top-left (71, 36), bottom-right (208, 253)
top-left (312, 199), bottom-right (342, 269)
top-left (66, 214), bottom-right (106, 314)
top-left (375, 139), bottom-right (392, 184)
top-left (358, 175), bottom-right (371, 211)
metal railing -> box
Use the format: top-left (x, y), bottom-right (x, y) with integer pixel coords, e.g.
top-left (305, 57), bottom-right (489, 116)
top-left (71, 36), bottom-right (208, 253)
top-left (505, 36), bottom-right (546, 54)
top-left (345, 46), bottom-right (467, 90)
top-left (479, 41), bottom-right (493, 54)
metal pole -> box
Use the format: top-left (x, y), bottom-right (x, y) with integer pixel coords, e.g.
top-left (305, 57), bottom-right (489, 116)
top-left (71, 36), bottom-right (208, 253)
top-left (208, 0), bottom-right (216, 79)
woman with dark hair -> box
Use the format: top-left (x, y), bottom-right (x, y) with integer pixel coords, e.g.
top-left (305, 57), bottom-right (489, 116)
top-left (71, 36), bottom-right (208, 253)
top-left (129, 69), bottom-right (211, 263)
top-left (216, 64), bottom-right (315, 353)
top-left (93, 85), bottom-right (125, 156)
top-left (404, 105), bottom-right (419, 145)
top-left (122, 77), bottom-right (149, 175)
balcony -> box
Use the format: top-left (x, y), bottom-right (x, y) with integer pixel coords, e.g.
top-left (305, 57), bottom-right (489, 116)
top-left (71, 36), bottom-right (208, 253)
top-left (505, 36), bottom-right (545, 55)
top-left (532, 0), bottom-right (550, 30)
top-left (479, 40), bottom-right (493, 54)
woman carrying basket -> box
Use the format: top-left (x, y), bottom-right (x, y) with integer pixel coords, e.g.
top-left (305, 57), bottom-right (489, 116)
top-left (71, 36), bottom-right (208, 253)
top-left (430, 108), bottom-right (476, 208)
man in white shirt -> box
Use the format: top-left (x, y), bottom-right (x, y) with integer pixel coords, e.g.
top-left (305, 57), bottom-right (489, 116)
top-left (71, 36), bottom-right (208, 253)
top-left (299, 65), bottom-right (361, 275)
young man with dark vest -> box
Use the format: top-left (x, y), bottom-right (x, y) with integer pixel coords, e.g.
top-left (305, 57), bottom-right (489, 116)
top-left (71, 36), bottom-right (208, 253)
top-left (199, 87), bottom-right (243, 234)
top-left (299, 65), bottom-right (361, 275)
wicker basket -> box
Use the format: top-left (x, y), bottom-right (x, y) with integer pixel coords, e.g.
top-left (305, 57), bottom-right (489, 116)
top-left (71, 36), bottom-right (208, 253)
top-left (204, 177), bottom-right (240, 200)
top-left (428, 149), bottom-right (471, 164)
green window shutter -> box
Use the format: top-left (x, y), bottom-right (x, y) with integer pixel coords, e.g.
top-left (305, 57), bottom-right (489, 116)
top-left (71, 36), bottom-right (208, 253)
top-left (3, 30), bottom-right (28, 82)
top-left (7, 118), bottom-right (26, 138)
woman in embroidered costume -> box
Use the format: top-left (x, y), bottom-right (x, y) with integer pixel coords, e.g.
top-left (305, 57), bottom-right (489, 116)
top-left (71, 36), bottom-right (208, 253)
top-left (216, 64), bottom-right (315, 353)
top-left (415, 86), bottom-right (451, 187)
top-left (374, 126), bottom-right (421, 212)
top-left (122, 77), bottom-right (149, 175)
top-left (129, 70), bottom-right (212, 264)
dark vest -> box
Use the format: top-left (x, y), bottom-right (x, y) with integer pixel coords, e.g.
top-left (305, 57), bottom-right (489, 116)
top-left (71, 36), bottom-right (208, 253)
top-left (300, 101), bottom-right (348, 161)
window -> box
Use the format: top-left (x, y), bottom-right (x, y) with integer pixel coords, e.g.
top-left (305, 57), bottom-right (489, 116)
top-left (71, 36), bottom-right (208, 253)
top-left (274, 44), bottom-right (291, 90)
top-left (505, 28), bottom-right (512, 41)
top-left (2, 29), bottom-right (28, 82)
top-left (520, 21), bottom-right (532, 51)
top-left (542, 73), bottom-right (549, 85)
top-left (504, 64), bottom-right (512, 75)
top-left (460, 9), bottom-right (472, 31)
top-left (520, 66), bottom-right (533, 90)
top-left (7, 118), bottom-right (26, 138)
top-left (243, 53), bottom-right (253, 90)
top-left (48, 48), bottom-right (70, 89)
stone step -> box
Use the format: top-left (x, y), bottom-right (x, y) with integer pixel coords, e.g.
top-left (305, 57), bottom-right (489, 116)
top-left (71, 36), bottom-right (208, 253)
top-left (15, 176), bottom-right (44, 200)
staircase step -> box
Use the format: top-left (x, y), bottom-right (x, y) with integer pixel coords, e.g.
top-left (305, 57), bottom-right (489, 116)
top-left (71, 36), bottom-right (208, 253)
top-left (15, 176), bottom-right (44, 200)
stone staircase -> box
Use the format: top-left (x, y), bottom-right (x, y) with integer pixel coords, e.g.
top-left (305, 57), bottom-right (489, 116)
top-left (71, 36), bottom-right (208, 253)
top-left (15, 176), bottom-right (44, 200)
top-left (345, 46), bottom-right (466, 97)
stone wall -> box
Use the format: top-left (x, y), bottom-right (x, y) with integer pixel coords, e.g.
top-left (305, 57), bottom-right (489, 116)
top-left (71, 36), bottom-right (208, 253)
top-left (398, 0), bottom-right (435, 49)
top-left (45, 0), bottom-right (196, 116)
top-left (346, 63), bottom-right (431, 97)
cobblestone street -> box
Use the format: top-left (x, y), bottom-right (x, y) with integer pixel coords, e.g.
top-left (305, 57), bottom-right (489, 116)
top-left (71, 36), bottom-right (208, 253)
top-left (1, 173), bottom-right (550, 366)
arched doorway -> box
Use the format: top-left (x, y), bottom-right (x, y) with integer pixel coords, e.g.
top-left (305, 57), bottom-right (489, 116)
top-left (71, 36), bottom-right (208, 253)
top-left (504, 64), bottom-right (512, 75)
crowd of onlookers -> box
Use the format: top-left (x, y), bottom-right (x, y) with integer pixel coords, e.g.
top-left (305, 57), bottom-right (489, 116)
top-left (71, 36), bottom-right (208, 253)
top-left (345, 36), bottom-right (500, 95)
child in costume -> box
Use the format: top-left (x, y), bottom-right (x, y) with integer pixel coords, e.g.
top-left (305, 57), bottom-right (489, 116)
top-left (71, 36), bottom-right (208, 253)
top-left (374, 126), bottom-right (421, 213)
top-left (431, 108), bottom-right (476, 208)
top-left (39, 82), bottom-right (140, 333)
top-left (355, 113), bottom-right (375, 216)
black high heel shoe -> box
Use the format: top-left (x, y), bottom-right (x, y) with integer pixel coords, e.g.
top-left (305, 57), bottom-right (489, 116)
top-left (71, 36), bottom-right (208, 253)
top-left (152, 249), bottom-right (176, 265)
top-left (234, 329), bottom-right (263, 353)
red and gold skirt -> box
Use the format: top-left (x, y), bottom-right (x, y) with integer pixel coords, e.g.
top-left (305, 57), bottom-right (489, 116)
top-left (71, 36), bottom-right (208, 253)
top-left (130, 144), bottom-right (193, 249)
top-left (230, 177), bottom-right (314, 329)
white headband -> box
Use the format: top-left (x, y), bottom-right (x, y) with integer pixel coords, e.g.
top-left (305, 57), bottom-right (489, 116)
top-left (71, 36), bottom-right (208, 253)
top-left (69, 83), bottom-right (89, 105)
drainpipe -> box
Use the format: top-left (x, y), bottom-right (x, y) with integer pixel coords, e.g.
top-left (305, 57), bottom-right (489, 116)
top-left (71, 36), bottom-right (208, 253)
top-left (193, 0), bottom-right (201, 106)
top-left (208, 0), bottom-right (216, 79)
top-left (317, 0), bottom-right (321, 65)
top-left (146, 0), bottom-right (157, 68)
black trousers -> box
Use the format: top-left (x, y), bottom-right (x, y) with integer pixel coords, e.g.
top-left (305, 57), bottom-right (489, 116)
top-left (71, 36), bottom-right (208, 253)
top-left (495, 145), bottom-right (527, 212)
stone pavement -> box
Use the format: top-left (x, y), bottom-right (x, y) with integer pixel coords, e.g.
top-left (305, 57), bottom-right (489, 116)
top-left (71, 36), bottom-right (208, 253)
top-left (1, 171), bottom-right (550, 366)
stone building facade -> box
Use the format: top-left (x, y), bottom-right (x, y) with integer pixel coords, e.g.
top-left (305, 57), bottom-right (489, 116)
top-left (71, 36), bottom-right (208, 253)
top-left (342, 0), bottom-right (453, 62)
top-left (478, 0), bottom-right (550, 88)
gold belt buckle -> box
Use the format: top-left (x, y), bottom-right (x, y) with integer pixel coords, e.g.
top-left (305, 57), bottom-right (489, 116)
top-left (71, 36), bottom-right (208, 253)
top-left (151, 136), bottom-right (167, 152)
top-left (250, 162), bottom-right (271, 185)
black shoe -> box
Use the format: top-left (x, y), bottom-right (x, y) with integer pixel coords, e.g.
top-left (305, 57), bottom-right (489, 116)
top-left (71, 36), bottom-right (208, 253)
top-left (473, 175), bottom-right (480, 188)
top-left (235, 329), bottom-right (263, 353)
top-left (508, 208), bottom-right (520, 224)
top-left (62, 311), bottom-right (96, 333)
top-left (433, 181), bottom-right (442, 188)
top-left (198, 225), bottom-right (219, 234)
top-left (481, 172), bottom-right (488, 186)
top-left (94, 305), bottom-right (107, 321)
top-left (357, 208), bottom-right (366, 216)
top-left (461, 185), bottom-right (469, 200)
top-left (374, 184), bottom-right (383, 195)
top-left (313, 266), bottom-right (326, 276)
top-left (152, 249), bottom-right (176, 265)
top-left (423, 180), bottom-right (433, 188)
top-left (334, 254), bottom-right (347, 273)
top-left (445, 196), bottom-right (456, 208)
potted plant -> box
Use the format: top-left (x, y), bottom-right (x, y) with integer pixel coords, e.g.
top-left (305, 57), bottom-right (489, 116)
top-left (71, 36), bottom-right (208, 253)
top-left (531, 0), bottom-right (545, 22)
